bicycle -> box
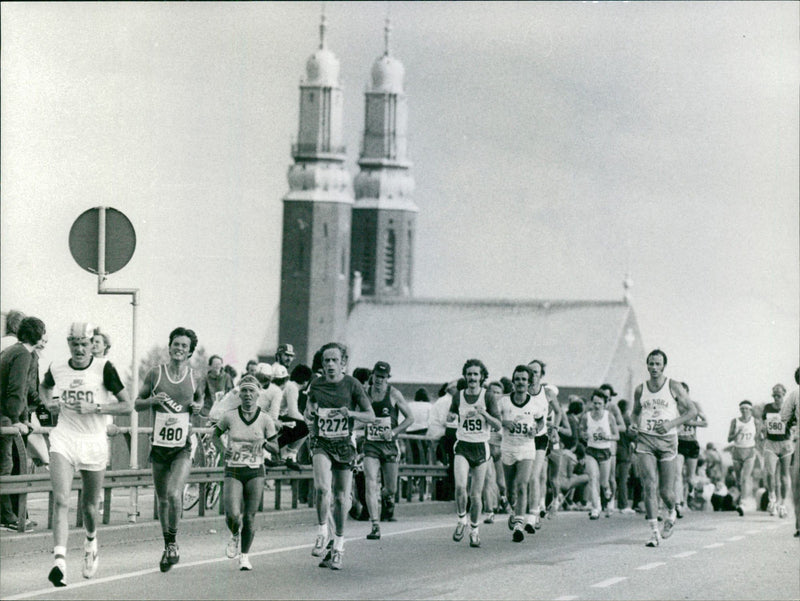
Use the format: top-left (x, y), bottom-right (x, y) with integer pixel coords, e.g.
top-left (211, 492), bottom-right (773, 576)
top-left (183, 427), bottom-right (223, 511)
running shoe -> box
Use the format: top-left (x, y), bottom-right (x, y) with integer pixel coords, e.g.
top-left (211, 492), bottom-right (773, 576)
top-left (159, 548), bottom-right (171, 573)
top-left (82, 537), bottom-right (99, 579)
top-left (166, 543), bottom-right (180, 566)
top-left (330, 549), bottom-right (343, 570)
top-left (469, 529), bottom-right (481, 548)
top-left (311, 533), bottom-right (329, 557)
top-left (524, 522), bottom-right (536, 534)
top-left (498, 496), bottom-right (510, 514)
top-left (318, 542), bottom-right (333, 568)
top-left (507, 513), bottom-right (515, 531)
top-left (645, 531), bottom-right (661, 547)
top-left (453, 522), bottom-right (466, 542)
top-left (589, 511), bottom-right (600, 520)
top-left (620, 507), bottom-right (637, 515)
top-left (366, 523), bottom-right (381, 540)
top-left (534, 515), bottom-right (542, 530)
top-left (735, 504), bottom-right (744, 517)
top-left (539, 509), bottom-right (546, 519)
top-left (675, 504), bottom-right (683, 519)
top-left (226, 533), bottom-right (240, 558)
top-left (778, 504), bottom-right (788, 519)
top-left (48, 561), bottom-right (67, 587)
top-left (483, 512), bottom-right (495, 524)
top-left (768, 501), bottom-right (776, 516)
top-left (384, 498), bottom-right (397, 522)
top-left (239, 553), bottom-right (252, 571)
top-left (512, 528), bottom-right (524, 543)
top-left (661, 518), bottom-right (675, 539)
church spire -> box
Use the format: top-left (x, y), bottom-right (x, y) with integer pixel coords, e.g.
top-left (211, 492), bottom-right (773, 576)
top-left (319, 8), bottom-right (327, 49)
top-left (383, 17), bottom-right (391, 57)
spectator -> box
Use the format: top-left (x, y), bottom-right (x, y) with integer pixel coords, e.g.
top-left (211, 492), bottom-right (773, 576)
top-left (272, 343), bottom-right (296, 373)
top-left (352, 367), bottom-right (371, 387)
top-left (243, 360), bottom-right (258, 378)
top-left (202, 355), bottom-right (234, 417)
top-left (223, 364), bottom-right (237, 382)
top-left (616, 398), bottom-right (637, 514)
top-left (0, 315), bottom-right (46, 529)
top-left (0, 310), bottom-right (26, 352)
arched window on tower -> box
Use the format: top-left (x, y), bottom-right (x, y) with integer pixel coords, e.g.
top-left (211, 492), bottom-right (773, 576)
top-left (384, 229), bottom-right (396, 287)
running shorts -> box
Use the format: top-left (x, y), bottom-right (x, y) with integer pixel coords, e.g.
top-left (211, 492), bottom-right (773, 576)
top-left (677, 439), bottom-right (701, 459)
top-left (363, 440), bottom-right (400, 463)
top-left (763, 439), bottom-right (794, 459)
top-left (150, 441), bottom-right (192, 465)
top-left (49, 428), bottom-right (108, 472)
top-left (534, 434), bottom-right (549, 452)
top-left (225, 464), bottom-right (265, 485)
top-left (731, 446), bottom-right (755, 464)
top-left (311, 436), bottom-right (356, 470)
top-left (501, 445), bottom-right (536, 464)
top-left (586, 447), bottom-right (612, 463)
top-left (454, 440), bottom-right (490, 468)
top-left (635, 432), bottom-right (677, 462)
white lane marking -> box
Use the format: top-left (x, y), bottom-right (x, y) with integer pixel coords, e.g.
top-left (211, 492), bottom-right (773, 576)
top-left (591, 577), bottom-right (628, 588)
top-left (672, 551), bottom-right (697, 558)
top-left (703, 542), bottom-right (724, 548)
top-left (554, 596), bottom-right (579, 600)
top-left (636, 562), bottom-right (665, 570)
top-left (5, 524), bottom-right (451, 600)
top-left (745, 529), bottom-right (761, 534)
top-left (726, 536), bottom-right (744, 541)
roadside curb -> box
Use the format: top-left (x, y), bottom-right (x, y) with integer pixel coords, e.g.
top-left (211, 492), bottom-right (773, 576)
top-left (0, 500), bottom-right (453, 557)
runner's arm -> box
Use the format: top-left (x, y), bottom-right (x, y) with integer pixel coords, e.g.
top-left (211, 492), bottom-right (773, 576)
top-left (664, 379), bottom-right (697, 432)
top-left (480, 389), bottom-right (502, 432)
top-left (391, 388), bottom-right (415, 438)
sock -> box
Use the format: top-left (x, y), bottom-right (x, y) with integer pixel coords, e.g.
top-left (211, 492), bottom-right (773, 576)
top-left (164, 528), bottom-right (176, 546)
top-left (457, 512), bottom-right (467, 525)
top-left (648, 518), bottom-right (659, 533)
top-left (53, 545), bottom-right (66, 562)
top-left (470, 523), bottom-right (479, 532)
top-left (333, 535), bottom-right (344, 551)
top-left (318, 523), bottom-right (328, 538)
top-left (668, 508), bottom-right (677, 522)
top-left (86, 531), bottom-right (96, 542)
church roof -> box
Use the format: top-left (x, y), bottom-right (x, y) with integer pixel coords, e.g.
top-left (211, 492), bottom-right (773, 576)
top-left (345, 297), bottom-right (639, 387)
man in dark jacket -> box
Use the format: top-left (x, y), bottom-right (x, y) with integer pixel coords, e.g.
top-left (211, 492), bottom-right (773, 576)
top-left (0, 316), bottom-right (46, 527)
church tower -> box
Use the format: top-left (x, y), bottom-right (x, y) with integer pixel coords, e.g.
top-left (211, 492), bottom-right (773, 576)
top-left (278, 14), bottom-right (353, 364)
top-left (351, 19), bottom-right (417, 298)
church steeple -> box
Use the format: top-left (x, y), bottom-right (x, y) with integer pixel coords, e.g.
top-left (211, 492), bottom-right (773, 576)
top-left (351, 18), bottom-right (417, 298)
top-left (279, 13), bottom-right (353, 364)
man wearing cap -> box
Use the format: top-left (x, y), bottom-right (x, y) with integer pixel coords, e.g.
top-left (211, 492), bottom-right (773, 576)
top-left (630, 349), bottom-right (696, 547)
top-left (41, 322), bottom-right (131, 586)
top-left (362, 361), bottom-right (414, 540)
top-left (727, 399), bottom-right (759, 515)
top-left (273, 343), bottom-right (296, 373)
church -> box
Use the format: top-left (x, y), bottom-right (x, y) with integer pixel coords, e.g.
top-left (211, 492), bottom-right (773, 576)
top-left (271, 16), bottom-right (646, 402)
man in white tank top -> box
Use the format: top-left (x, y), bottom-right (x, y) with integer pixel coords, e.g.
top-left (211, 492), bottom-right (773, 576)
top-left (630, 349), bottom-right (696, 548)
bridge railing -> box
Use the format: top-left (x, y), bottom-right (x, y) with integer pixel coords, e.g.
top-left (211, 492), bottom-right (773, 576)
top-left (0, 428), bottom-right (447, 533)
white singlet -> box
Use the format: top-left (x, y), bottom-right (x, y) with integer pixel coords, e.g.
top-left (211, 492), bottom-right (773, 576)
top-left (732, 417), bottom-right (756, 448)
top-left (455, 389), bottom-right (490, 443)
top-left (638, 378), bottom-right (679, 437)
top-left (586, 410), bottom-right (613, 450)
top-left (48, 358), bottom-right (112, 435)
top-left (499, 394), bottom-right (537, 453)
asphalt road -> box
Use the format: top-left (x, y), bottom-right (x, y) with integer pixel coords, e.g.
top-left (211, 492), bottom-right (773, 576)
top-left (1, 506), bottom-right (797, 600)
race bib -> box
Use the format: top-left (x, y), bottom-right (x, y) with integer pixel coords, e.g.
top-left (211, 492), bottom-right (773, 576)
top-left (317, 407), bottom-right (349, 440)
top-left (153, 411), bottom-right (189, 448)
top-left (766, 413), bottom-right (785, 435)
top-left (507, 418), bottom-right (533, 438)
top-left (461, 413), bottom-right (484, 433)
top-left (227, 439), bottom-right (264, 468)
top-left (366, 416), bottom-right (392, 441)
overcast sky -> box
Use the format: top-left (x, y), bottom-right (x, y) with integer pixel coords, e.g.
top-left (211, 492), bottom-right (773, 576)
top-left (2, 1), bottom-right (798, 446)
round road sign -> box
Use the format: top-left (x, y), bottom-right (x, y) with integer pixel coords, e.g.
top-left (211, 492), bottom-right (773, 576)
top-left (69, 207), bottom-right (136, 274)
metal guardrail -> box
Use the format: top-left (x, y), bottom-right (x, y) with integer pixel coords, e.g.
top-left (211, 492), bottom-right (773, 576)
top-left (0, 430), bottom-right (447, 533)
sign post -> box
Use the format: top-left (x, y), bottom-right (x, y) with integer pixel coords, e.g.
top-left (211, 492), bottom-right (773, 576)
top-left (69, 206), bottom-right (140, 522)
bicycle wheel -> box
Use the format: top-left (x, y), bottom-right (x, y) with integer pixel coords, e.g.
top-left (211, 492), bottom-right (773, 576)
top-left (204, 441), bottom-right (222, 510)
top-left (183, 434), bottom-right (205, 511)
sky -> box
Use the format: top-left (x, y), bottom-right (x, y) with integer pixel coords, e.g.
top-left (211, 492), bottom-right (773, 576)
top-left (2, 2), bottom-right (798, 447)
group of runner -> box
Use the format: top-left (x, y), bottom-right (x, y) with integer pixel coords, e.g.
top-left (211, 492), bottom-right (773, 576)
top-left (34, 322), bottom-right (799, 583)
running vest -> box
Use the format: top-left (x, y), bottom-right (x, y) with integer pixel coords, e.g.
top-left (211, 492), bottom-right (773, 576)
top-left (638, 378), bottom-right (679, 436)
top-left (499, 393), bottom-right (537, 451)
top-left (763, 402), bottom-right (790, 441)
top-left (220, 406), bottom-right (276, 468)
top-left (732, 416), bottom-right (756, 448)
top-left (455, 389), bottom-right (490, 443)
top-left (48, 358), bottom-right (112, 435)
top-left (529, 386), bottom-right (549, 436)
top-left (150, 364), bottom-right (197, 449)
top-left (366, 386), bottom-right (398, 442)
top-left (586, 410), bottom-right (613, 450)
